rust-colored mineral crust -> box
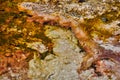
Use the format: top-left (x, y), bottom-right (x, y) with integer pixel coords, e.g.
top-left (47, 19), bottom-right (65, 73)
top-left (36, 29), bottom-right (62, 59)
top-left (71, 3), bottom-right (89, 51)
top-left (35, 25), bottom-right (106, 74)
top-left (0, 50), bottom-right (29, 75)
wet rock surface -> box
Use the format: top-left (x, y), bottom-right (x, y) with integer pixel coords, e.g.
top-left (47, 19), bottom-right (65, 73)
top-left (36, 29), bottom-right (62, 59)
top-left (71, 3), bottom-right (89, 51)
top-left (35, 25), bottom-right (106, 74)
top-left (0, 0), bottom-right (120, 80)
top-left (28, 25), bottom-right (83, 80)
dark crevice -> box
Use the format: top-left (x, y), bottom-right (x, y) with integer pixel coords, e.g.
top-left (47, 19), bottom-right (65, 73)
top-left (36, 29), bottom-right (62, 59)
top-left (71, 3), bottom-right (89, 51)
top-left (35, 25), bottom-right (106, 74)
top-left (78, 0), bottom-right (86, 3)
top-left (91, 62), bottom-right (103, 76)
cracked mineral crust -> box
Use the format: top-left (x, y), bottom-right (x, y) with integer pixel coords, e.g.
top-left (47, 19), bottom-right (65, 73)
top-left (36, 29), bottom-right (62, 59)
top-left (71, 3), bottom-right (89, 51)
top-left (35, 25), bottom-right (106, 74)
top-left (0, 0), bottom-right (120, 80)
top-left (18, 0), bottom-right (120, 80)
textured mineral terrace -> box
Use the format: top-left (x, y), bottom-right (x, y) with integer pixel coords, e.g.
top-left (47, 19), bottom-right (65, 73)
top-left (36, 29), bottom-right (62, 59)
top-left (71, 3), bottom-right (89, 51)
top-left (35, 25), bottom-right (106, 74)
top-left (0, 0), bottom-right (120, 80)
top-left (18, 0), bottom-right (120, 80)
